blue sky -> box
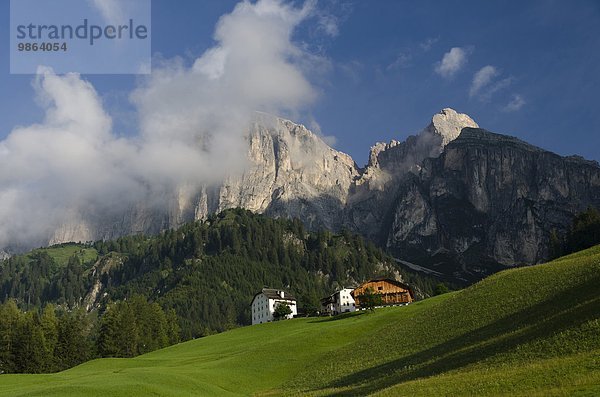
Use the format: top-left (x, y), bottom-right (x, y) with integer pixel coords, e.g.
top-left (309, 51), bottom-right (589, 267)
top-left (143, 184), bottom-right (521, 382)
top-left (1, 0), bottom-right (599, 166)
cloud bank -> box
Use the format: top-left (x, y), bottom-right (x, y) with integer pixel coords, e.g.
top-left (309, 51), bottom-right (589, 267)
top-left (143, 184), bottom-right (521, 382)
top-left (0, 0), bottom-right (324, 250)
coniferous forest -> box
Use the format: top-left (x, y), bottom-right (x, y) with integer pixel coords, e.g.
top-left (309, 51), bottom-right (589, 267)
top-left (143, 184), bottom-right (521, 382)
top-left (0, 209), bottom-right (439, 374)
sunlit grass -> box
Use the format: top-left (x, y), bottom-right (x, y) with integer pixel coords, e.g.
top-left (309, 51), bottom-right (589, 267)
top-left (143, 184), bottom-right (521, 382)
top-left (2, 246), bottom-right (599, 396)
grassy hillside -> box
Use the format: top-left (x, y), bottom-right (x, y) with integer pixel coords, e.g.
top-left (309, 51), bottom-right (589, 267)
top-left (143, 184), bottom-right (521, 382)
top-left (1, 246), bottom-right (599, 396)
top-left (27, 243), bottom-right (98, 268)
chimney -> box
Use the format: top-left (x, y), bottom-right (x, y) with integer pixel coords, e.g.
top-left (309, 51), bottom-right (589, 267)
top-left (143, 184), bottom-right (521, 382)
top-left (279, 290), bottom-right (285, 299)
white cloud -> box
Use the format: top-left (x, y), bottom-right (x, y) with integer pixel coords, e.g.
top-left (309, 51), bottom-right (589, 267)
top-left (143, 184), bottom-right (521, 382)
top-left (504, 94), bottom-right (526, 112)
top-left (313, 0), bottom-right (353, 38)
top-left (486, 77), bottom-right (513, 98)
top-left (469, 65), bottom-right (514, 102)
top-left (306, 116), bottom-right (337, 147)
top-left (387, 52), bottom-right (412, 71)
top-left (317, 14), bottom-right (339, 37)
top-left (420, 37), bottom-right (439, 52)
top-left (470, 65), bottom-right (499, 97)
top-left (0, 0), bottom-right (325, 249)
top-left (0, 67), bottom-right (136, 247)
top-left (435, 47), bottom-right (469, 78)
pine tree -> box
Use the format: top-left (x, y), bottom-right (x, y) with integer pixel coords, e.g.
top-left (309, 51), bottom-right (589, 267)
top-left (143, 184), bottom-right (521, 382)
top-left (56, 310), bottom-right (90, 370)
top-left (549, 229), bottom-right (563, 259)
top-left (0, 300), bottom-right (21, 374)
top-left (165, 309), bottom-right (181, 345)
top-left (567, 207), bottom-right (600, 253)
top-left (12, 312), bottom-right (47, 373)
top-left (97, 304), bottom-right (122, 357)
top-left (39, 304), bottom-right (58, 372)
top-left (129, 296), bottom-right (168, 354)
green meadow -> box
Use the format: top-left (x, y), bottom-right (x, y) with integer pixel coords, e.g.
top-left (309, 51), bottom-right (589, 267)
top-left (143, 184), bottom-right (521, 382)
top-left (2, 246), bottom-right (600, 396)
top-left (27, 243), bottom-right (98, 267)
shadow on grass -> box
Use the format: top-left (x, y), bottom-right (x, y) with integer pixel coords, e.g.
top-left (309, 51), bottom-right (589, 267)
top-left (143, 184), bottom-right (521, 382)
top-left (308, 312), bottom-right (367, 323)
top-left (314, 276), bottom-right (600, 396)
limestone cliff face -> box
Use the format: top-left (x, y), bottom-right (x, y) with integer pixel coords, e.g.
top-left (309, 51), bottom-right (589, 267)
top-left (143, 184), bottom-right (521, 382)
top-left (44, 109), bottom-right (600, 281)
top-left (385, 128), bottom-right (600, 279)
top-left (194, 117), bottom-right (360, 231)
top-left (347, 108), bottom-right (479, 242)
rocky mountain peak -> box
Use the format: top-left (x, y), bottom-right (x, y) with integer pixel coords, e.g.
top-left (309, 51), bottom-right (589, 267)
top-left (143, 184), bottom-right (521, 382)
top-left (12, 108), bottom-right (599, 284)
top-left (363, 108), bottom-right (478, 175)
top-left (424, 108), bottom-right (479, 146)
top-left (368, 140), bottom-right (401, 168)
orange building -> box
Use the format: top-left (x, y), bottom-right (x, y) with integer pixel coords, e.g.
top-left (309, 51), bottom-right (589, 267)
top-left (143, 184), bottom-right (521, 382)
top-left (352, 278), bottom-right (414, 308)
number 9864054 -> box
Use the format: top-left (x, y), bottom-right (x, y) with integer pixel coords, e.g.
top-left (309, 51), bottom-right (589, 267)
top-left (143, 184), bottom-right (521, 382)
top-left (17, 42), bottom-right (67, 52)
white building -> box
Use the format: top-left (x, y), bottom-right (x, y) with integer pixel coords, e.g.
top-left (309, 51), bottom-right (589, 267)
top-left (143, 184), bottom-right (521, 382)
top-left (321, 288), bottom-right (356, 315)
top-left (251, 288), bottom-right (297, 325)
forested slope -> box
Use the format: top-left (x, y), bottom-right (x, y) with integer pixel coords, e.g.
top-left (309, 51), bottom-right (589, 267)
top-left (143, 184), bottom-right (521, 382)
top-left (0, 209), bottom-right (437, 373)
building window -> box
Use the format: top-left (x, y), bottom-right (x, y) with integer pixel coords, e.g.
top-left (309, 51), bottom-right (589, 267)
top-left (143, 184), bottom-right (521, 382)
top-left (378, 286), bottom-right (383, 291)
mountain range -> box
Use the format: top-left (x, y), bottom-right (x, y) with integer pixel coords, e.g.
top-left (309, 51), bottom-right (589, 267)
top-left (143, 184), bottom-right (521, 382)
top-left (26, 109), bottom-right (600, 281)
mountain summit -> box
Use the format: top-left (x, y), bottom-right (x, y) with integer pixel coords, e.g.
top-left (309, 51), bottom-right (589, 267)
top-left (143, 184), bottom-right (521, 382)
top-left (14, 109), bottom-right (600, 281)
top-left (426, 108), bottom-right (479, 146)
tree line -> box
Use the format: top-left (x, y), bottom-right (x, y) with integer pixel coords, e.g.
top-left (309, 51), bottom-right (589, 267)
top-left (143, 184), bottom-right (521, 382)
top-left (0, 252), bottom-right (88, 309)
top-left (549, 207), bottom-right (600, 259)
top-left (0, 296), bottom-right (179, 374)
